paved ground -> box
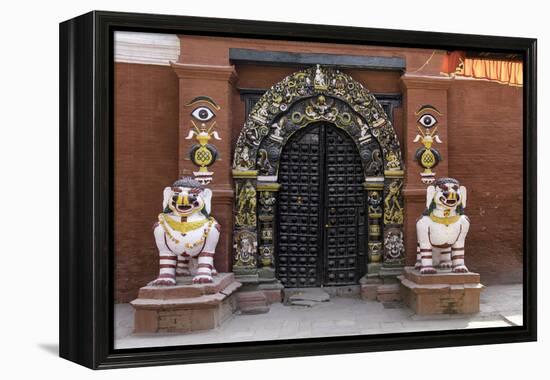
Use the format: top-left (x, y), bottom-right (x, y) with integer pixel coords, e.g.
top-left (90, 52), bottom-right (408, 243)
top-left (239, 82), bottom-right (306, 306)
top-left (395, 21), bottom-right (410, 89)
top-left (114, 284), bottom-right (523, 349)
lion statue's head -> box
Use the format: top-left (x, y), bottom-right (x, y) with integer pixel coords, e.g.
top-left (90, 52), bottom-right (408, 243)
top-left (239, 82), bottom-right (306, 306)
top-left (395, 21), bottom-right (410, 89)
top-left (162, 177), bottom-right (212, 217)
top-left (424, 177), bottom-right (467, 215)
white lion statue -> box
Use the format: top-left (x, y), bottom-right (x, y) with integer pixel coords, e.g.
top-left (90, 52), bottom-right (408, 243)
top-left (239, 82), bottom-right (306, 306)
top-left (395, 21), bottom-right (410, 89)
top-left (415, 177), bottom-right (470, 274)
top-left (151, 177), bottom-right (220, 286)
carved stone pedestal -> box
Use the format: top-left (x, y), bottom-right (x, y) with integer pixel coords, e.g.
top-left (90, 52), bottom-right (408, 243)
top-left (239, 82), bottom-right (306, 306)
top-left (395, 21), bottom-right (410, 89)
top-left (131, 273), bottom-right (241, 333)
top-left (399, 267), bottom-right (484, 315)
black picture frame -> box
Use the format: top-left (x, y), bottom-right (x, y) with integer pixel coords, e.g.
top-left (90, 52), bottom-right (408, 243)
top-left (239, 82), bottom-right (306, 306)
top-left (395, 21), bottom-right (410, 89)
top-left (59, 10), bottom-right (537, 369)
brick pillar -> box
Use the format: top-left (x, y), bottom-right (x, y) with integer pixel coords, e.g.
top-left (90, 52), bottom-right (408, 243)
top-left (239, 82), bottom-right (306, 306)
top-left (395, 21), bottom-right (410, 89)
top-left (171, 63), bottom-right (238, 273)
top-left (400, 75), bottom-right (452, 265)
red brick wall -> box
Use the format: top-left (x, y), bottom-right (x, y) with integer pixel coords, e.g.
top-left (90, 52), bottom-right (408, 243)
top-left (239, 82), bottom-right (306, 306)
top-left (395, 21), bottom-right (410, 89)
top-left (114, 63), bottom-right (179, 303)
top-left (447, 79), bottom-right (523, 284)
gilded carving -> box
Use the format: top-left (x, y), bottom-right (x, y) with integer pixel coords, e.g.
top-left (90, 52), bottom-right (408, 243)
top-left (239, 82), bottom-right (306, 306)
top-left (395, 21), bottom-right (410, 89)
top-left (314, 64), bottom-right (327, 90)
top-left (365, 149), bottom-right (383, 176)
top-left (235, 180), bottom-right (257, 227)
top-left (384, 229), bottom-right (405, 263)
top-left (233, 230), bottom-right (258, 268)
top-left (232, 65), bottom-right (405, 270)
top-left (257, 149), bottom-right (273, 176)
top-left (259, 245), bottom-right (274, 267)
top-left (233, 65), bottom-right (402, 173)
top-left (384, 151), bottom-right (401, 172)
top-left (413, 105), bottom-right (443, 184)
top-left (368, 241), bottom-right (383, 263)
top-left (384, 180), bottom-right (404, 225)
top-left (368, 190), bottom-right (383, 217)
top-left (259, 191), bottom-right (276, 215)
top-left (269, 118), bottom-right (286, 143)
top-left (369, 224), bottom-right (381, 236)
top-left (185, 96), bottom-right (222, 185)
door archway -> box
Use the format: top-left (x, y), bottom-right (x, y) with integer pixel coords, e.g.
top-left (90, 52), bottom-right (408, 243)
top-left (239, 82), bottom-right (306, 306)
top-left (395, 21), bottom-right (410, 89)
top-left (232, 65), bottom-right (405, 283)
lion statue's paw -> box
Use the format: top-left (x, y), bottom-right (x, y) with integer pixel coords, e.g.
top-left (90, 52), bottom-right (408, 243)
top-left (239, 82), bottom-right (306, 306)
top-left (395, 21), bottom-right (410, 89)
top-left (150, 277), bottom-right (176, 286)
top-left (452, 265), bottom-right (469, 273)
top-left (192, 275), bottom-right (213, 284)
top-left (420, 267), bottom-right (437, 275)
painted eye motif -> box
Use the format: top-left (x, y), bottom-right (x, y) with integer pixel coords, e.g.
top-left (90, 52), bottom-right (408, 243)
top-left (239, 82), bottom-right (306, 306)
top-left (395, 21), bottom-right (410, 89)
top-left (417, 114), bottom-right (438, 128)
top-left (191, 106), bottom-right (215, 121)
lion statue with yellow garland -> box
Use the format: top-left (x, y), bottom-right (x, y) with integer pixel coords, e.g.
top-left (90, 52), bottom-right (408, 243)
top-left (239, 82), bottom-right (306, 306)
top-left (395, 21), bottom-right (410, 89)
top-left (150, 177), bottom-right (220, 286)
top-left (416, 177), bottom-right (470, 275)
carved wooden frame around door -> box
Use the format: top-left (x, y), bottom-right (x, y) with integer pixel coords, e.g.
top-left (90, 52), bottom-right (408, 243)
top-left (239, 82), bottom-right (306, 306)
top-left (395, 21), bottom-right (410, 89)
top-left (232, 65), bottom-right (405, 284)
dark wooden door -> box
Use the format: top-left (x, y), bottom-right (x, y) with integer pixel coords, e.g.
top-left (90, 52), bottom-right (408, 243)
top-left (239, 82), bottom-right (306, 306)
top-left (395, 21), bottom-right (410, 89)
top-left (277, 122), bottom-right (367, 288)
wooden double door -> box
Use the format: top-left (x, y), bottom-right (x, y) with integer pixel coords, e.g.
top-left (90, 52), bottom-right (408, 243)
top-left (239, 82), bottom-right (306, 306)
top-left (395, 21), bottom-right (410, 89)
top-left (277, 122), bottom-right (367, 287)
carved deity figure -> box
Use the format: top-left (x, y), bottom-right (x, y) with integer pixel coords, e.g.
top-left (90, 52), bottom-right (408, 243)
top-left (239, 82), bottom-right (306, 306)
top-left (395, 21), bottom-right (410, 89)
top-left (384, 230), bottom-right (405, 262)
top-left (272, 121), bottom-right (283, 138)
top-left (384, 181), bottom-right (404, 224)
top-left (235, 181), bottom-right (257, 226)
top-left (151, 177), bottom-right (220, 285)
top-left (270, 118), bottom-right (286, 143)
top-left (416, 177), bottom-right (470, 274)
top-left (314, 64), bottom-right (326, 89)
top-left (257, 149), bottom-right (273, 175)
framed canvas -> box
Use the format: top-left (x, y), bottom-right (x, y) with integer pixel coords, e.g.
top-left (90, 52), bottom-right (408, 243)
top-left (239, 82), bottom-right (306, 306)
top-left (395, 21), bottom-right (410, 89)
top-left (59, 10), bottom-right (537, 369)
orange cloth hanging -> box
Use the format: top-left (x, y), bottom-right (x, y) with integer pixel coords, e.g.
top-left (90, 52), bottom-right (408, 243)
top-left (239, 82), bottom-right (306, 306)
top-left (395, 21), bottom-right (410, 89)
top-left (443, 51), bottom-right (523, 86)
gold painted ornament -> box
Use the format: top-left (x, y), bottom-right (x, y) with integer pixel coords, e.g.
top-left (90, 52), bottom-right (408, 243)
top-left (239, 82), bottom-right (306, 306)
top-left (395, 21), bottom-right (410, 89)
top-left (413, 105), bottom-right (443, 184)
top-left (185, 96), bottom-right (222, 185)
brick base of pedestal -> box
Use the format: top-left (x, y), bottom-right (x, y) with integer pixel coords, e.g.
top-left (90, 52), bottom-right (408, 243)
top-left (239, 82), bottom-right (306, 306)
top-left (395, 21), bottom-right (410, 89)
top-left (360, 275), bottom-right (403, 302)
top-left (131, 273), bottom-right (241, 333)
top-left (398, 267), bottom-right (484, 315)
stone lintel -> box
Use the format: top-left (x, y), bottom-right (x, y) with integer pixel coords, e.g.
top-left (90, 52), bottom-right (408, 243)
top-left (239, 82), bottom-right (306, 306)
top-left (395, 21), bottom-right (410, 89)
top-left (400, 74), bottom-right (453, 91)
top-left (171, 62), bottom-right (238, 84)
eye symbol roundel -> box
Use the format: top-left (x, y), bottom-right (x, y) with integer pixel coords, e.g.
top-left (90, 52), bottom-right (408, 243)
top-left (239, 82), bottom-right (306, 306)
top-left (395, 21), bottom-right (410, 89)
top-left (417, 114), bottom-right (438, 128)
top-left (191, 106), bottom-right (215, 122)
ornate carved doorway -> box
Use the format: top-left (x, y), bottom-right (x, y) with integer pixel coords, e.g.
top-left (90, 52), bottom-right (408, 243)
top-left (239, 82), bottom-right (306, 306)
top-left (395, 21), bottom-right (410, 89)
top-left (232, 66), bottom-right (405, 287)
top-left (277, 122), bottom-right (367, 287)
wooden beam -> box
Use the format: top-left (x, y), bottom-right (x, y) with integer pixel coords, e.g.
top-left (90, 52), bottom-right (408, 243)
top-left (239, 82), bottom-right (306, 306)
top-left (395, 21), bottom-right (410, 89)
top-left (229, 48), bottom-right (405, 71)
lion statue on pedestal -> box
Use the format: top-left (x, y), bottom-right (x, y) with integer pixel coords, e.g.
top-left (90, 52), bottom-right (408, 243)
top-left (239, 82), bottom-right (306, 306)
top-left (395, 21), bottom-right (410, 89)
top-left (415, 177), bottom-right (470, 274)
top-left (150, 177), bottom-right (220, 286)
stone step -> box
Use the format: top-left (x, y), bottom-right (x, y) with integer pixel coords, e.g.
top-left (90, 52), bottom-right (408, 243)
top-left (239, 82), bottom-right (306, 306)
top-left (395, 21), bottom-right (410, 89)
top-left (377, 284), bottom-right (402, 302)
top-left (283, 288), bottom-right (331, 306)
top-left (236, 291), bottom-right (269, 314)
